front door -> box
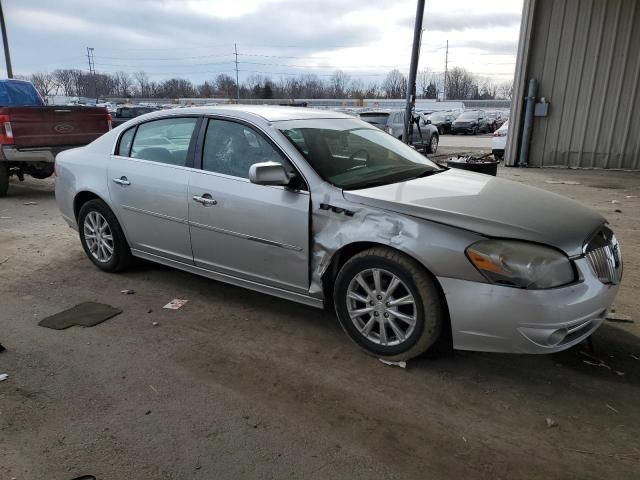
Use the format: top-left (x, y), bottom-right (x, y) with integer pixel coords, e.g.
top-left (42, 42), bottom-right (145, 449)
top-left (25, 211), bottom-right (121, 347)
top-left (188, 118), bottom-right (310, 292)
top-left (108, 116), bottom-right (199, 263)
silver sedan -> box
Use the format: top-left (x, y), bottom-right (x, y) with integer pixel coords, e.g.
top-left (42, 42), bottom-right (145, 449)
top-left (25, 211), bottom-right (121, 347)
top-left (55, 106), bottom-right (622, 360)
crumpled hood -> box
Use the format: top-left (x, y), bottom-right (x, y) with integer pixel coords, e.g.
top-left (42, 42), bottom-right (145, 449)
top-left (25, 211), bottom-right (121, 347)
top-left (343, 168), bottom-right (605, 256)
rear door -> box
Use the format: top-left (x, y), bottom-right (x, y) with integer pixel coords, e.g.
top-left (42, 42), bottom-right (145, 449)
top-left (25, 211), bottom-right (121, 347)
top-left (108, 116), bottom-right (200, 263)
top-left (188, 117), bottom-right (310, 292)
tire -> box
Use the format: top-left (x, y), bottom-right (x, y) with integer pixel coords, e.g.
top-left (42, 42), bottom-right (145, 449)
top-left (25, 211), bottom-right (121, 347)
top-left (427, 134), bottom-right (439, 154)
top-left (333, 247), bottom-right (444, 361)
top-left (78, 199), bottom-right (132, 273)
top-left (29, 163), bottom-right (54, 179)
top-left (0, 164), bottom-right (8, 198)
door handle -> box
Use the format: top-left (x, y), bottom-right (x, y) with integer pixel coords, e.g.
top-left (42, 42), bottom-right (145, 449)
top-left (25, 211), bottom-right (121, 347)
top-left (112, 176), bottom-right (131, 186)
top-left (192, 194), bottom-right (217, 206)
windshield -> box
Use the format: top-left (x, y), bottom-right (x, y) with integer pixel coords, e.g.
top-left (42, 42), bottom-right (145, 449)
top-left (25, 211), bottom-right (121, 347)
top-left (430, 114), bottom-right (445, 121)
top-left (458, 111), bottom-right (480, 120)
top-left (276, 118), bottom-right (441, 190)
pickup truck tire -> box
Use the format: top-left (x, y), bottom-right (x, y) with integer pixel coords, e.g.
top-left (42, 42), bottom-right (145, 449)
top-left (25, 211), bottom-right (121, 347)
top-left (0, 164), bottom-right (8, 197)
top-left (333, 247), bottom-right (444, 362)
top-left (78, 199), bottom-right (132, 273)
top-left (29, 163), bottom-right (54, 179)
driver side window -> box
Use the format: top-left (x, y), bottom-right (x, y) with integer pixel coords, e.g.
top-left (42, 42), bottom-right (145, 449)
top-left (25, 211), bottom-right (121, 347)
top-left (202, 119), bottom-right (290, 179)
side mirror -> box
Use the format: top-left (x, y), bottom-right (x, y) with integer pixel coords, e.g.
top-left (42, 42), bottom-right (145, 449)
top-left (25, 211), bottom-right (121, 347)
top-left (249, 161), bottom-right (291, 186)
top-left (426, 119), bottom-right (432, 125)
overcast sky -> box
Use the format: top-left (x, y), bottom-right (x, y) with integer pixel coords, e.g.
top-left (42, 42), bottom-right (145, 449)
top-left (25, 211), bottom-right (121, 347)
top-left (3, 0), bottom-right (523, 84)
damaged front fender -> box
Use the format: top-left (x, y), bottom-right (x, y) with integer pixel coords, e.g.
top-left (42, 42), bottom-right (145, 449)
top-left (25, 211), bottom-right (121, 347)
top-left (308, 183), bottom-right (487, 299)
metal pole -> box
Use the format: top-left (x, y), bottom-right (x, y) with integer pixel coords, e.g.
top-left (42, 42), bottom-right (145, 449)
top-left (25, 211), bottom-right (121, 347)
top-left (444, 40), bottom-right (448, 101)
top-left (0, 0), bottom-right (13, 78)
top-left (87, 47), bottom-right (97, 103)
top-left (402, 0), bottom-right (425, 144)
top-left (518, 78), bottom-right (537, 167)
top-left (234, 43), bottom-right (240, 102)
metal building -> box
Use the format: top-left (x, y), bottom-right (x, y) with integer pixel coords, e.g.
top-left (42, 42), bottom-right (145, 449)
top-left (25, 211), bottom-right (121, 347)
top-left (507, 0), bottom-right (640, 169)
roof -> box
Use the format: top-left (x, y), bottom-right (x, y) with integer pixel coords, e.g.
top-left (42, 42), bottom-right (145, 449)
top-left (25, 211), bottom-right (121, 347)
top-left (155, 104), bottom-right (354, 122)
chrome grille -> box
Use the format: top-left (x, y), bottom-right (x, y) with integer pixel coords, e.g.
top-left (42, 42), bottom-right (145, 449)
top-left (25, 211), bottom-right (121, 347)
top-left (585, 228), bottom-right (622, 284)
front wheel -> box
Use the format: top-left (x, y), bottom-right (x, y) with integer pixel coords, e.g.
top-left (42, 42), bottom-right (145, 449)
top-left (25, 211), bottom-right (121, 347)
top-left (333, 248), bottom-right (444, 361)
top-left (0, 164), bottom-right (8, 197)
top-left (78, 199), bottom-right (132, 272)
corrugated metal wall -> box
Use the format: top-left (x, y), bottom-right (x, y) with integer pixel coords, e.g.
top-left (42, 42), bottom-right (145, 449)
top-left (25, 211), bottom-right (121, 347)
top-left (524, 0), bottom-right (640, 169)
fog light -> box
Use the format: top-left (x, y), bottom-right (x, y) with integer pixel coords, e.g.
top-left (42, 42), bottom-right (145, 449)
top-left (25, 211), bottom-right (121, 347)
top-left (547, 328), bottom-right (568, 346)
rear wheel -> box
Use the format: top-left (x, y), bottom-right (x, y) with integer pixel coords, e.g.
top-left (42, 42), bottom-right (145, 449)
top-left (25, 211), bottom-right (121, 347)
top-left (427, 134), bottom-right (439, 154)
top-left (334, 247), bottom-right (444, 361)
top-left (78, 199), bottom-right (132, 272)
top-left (0, 164), bottom-right (8, 197)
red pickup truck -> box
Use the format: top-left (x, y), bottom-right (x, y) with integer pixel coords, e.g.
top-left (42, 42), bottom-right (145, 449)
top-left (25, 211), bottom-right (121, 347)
top-left (0, 79), bottom-right (112, 196)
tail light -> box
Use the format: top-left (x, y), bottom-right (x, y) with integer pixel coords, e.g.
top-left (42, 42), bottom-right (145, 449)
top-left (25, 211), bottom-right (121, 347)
top-left (107, 113), bottom-right (113, 131)
top-left (0, 114), bottom-right (14, 145)
top-left (384, 126), bottom-right (392, 135)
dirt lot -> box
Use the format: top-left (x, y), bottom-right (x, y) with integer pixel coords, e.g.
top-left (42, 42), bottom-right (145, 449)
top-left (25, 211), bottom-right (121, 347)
top-left (1, 168), bottom-right (639, 480)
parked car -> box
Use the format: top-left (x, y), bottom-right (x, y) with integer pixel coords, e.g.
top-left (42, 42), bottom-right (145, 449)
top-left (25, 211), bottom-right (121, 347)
top-left (426, 111), bottom-right (455, 134)
top-left (486, 111), bottom-right (506, 132)
top-left (0, 79), bottom-right (112, 197)
top-left (56, 106), bottom-right (622, 361)
top-left (111, 105), bottom-right (159, 127)
top-left (492, 120), bottom-right (509, 160)
top-left (359, 109), bottom-right (439, 153)
top-left (451, 110), bottom-right (490, 135)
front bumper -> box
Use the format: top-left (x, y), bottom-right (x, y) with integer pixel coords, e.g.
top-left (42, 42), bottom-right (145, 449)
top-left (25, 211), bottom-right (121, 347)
top-left (438, 258), bottom-right (619, 354)
top-left (451, 125), bottom-right (476, 133)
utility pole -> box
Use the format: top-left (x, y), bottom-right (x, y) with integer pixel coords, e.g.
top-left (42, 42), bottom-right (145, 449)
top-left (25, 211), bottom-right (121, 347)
top-left (234, 43), bottom-right (240, 102)
top-left (0, 0), bottom-right (13, 78)
top-left (86, 47), bottom-right (97, 103)
top-left (444, 40), bottom-right (448, 101)
top-left (402, 0), bottom-right (425, 144)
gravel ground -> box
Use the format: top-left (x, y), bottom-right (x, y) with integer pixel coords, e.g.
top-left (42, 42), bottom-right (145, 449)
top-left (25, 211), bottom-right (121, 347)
top-left (1, 168), bottom-right (639, 480)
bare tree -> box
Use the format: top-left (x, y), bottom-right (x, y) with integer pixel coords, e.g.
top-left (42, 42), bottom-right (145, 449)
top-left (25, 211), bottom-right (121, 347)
top-left (133, 71), bottom-right (150, 97)
top-left (215, 74), bottom-right (236, 98)
top-left (113, 71), bottom-right (133, 97)
top-left (329, 70), bottom-right (350, 97)
top-left (382, 69), bottom-right (407, 98)
top-left (497, 80), bottom-right (513, 100)
top-left (417, 69), bottom-right (430, 98)
top-left (52, 69), bottom-right (80, 96)
top-left (30, 72), bottom-right (58, 98)
top-left (445, 67), bottom-right (477, 100)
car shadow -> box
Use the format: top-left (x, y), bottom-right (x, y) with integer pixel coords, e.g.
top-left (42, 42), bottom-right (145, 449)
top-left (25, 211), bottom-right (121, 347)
top-left (413, 323), bottom-right (640, 387)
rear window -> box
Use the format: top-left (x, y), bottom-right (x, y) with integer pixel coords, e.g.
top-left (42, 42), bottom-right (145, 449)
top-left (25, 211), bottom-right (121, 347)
top-left (359, 113), bottom-right (389, 126)
top-left (0, 81), bottom-right (43, 107)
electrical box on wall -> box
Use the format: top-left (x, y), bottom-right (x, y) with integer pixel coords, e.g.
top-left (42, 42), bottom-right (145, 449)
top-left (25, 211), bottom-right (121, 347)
top-left (534, 97), bottom-right (549, 117)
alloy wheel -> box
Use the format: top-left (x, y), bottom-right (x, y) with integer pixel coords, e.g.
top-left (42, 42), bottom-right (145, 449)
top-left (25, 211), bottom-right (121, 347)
top-left (83, 211), bottom-right (114, 263)
top-left (346, 268), bottom-right (417, 346)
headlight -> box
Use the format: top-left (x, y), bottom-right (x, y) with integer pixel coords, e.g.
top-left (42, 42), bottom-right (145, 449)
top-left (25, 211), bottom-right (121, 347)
top-left (466, 240), bottom-right (576, 289)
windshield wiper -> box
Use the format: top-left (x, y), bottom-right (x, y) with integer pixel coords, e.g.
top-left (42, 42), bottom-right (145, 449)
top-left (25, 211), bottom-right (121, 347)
top-left (345, 168), bottom-right (442, 190)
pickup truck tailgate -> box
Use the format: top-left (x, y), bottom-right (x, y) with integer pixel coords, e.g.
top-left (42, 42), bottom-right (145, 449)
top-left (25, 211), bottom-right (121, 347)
top-left (7, 106), bottom-right (110, 148)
